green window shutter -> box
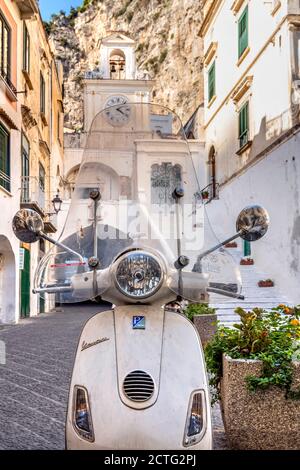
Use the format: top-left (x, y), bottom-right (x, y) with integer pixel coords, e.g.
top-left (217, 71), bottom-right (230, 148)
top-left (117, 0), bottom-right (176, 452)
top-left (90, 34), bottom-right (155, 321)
top-left (40, 72), bottom-right (45, 114)
top-left (208, 61), bottom-right (216, 102)
top-left (0, 124), bottom-right (10, 191)
top-left (238, 6), bottom-right (248, 58)
top-left (23, 23), bottom-right (30, 73)
top-left (239, 101), bottom-right (249, 148)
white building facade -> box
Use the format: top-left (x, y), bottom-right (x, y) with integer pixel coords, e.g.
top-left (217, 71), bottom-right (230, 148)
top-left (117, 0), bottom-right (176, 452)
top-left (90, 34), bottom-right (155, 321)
top-left (199, 0), bottom-right (300, 303)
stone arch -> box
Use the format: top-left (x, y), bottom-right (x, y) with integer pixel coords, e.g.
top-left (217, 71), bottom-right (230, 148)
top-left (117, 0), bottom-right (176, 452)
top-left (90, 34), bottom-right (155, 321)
top-left (65, 165), bottom-right (80, 199)
top-left (0, 236), bottom-right (16, 324)
top-left (109, 49), bottom-right (126, 79)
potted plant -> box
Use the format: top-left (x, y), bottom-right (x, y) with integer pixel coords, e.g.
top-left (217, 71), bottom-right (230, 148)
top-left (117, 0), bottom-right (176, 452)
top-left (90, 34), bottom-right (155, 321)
top-left (258, 279), bottom-right (274, 287)
top-left (184, 303), bottom-right (217, 346)
top-left (225, 241), bottom-right (238, 248)
top-left (205, 305), bottom-right (300, 450)
top-left (201, 190), bottom-right (209, 200)
top-left (240, 257), bottom-right (254, 265)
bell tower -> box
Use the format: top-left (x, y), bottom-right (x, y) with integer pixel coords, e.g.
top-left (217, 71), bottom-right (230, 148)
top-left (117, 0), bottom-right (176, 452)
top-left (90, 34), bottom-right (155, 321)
top-left (100, 33), bottom-right (136, 80)
top-left (83, 33), bottom-right (154, 131)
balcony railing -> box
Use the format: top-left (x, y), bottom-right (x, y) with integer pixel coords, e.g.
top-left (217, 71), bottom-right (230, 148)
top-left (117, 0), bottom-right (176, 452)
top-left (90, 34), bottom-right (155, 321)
top-left (64, 132), bottom-right (87, 149)
top-left (21, 176), bottom-right (46, 215)
top-left (84, 70), bottom-right (104, 80)
top-left (0, 170), bottom-right (11, 193)
top-left (0, 67), bottom-right (17, 100)
top-left (84, 69), bottom-right (152, 81)
top-left (43, 201), bottom-right (58, 233)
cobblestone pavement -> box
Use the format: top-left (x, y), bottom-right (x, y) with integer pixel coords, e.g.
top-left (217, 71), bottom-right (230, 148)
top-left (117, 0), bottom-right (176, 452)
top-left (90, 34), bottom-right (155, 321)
top-left (0, 304), bottom-right (228, 450)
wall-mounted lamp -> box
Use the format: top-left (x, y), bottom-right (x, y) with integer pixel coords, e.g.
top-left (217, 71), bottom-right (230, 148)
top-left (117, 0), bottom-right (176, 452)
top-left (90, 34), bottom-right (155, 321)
top-left (51, 190), bottom-right (63, 214)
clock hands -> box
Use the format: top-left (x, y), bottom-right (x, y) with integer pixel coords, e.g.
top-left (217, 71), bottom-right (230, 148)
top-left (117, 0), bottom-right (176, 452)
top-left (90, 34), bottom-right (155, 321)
top-left (116, 107), bottom-right (126, 116)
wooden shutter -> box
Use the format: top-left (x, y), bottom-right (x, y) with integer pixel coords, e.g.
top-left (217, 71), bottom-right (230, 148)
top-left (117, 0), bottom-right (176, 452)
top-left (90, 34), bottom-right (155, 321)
top-left (239, 102), bottom-right (249, 148)
top-left (208, 61), bottom-right (216, 102)
top-left (238, 6), bottom-right (248, 58)
top-left (0, 124), bottom-right (10, 191)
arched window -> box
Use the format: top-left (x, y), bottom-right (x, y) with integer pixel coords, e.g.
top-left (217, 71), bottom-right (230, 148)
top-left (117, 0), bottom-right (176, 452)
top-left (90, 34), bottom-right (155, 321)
top-left (208, 146), bottom-right (217, 199)
top-left (109, 49), bottom-right (126, 79)
top-left (151, 163), bottom-right (182, 205)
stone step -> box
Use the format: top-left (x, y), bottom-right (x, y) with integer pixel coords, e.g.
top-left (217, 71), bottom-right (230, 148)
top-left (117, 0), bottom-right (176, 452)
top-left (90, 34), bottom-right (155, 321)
top-left (209, 246), bottom-right (291, 324)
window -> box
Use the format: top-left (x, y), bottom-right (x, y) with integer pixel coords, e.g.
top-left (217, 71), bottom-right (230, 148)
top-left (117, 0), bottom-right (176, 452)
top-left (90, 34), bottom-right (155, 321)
top-left (239, 101), bottom-right (249, 148)
top-left (39, 162), bottom-right (45, 192)
top-left (21, 133), bottom-right (30, 177)
top-left (238, 6), bottom-right (248, 58)
top-left (0, 12), bottom-right (11, 82)
top-left (208, 61), bottom-right (216, 103)
top-left (38, 162), bottom-right (45, 210)
top-left (151, 163), bottom-right (182, 205)
top-left (0, 124), bottom-right (10, 192)
top-left (23, 23), bottom-right (30, 73)
top-left (40, 72), bottom-right (46, 115)
top-left (57, 111), bottom-right (61, 143)
top-left (21, 133), bottom-right (30, 202)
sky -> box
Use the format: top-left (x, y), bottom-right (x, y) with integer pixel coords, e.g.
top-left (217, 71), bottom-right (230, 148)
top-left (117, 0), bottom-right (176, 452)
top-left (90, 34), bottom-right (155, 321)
top-left (39, 0), bottom-right (83, 21)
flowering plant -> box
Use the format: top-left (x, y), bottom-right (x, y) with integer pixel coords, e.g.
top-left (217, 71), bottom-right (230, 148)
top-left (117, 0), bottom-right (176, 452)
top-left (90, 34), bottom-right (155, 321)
top-left (205, 305), bottom-right (300, 403)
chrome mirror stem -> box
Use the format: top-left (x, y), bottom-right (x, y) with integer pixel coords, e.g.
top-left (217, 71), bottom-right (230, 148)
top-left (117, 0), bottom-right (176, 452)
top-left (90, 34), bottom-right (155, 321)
top-left (38, 231), bottom-right (84, 263)
top-left (193, 232), bottom-right (241, 270)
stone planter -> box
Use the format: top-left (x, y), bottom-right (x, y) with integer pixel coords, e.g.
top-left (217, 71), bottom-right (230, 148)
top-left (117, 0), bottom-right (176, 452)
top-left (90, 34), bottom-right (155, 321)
top-left (193, 314), bottom-right (217, 346)
top-left (220, 355), bottom-right (300, 450)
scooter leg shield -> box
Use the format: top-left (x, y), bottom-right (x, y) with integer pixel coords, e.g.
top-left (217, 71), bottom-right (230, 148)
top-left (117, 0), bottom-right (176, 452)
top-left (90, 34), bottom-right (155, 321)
top-left (66, 306), bottom-right (212, 450)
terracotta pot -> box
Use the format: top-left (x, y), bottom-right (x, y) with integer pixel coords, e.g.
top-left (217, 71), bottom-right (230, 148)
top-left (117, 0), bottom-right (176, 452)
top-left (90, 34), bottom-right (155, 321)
top-left (220, 355), bottom-right (300, 450)
top-left (193, 314), bottom-right (217, 346)
top-left (240, 258), bottom-right (254, 265)
top-left (258, 280), bottom-right (274, 287)
top-left (225, 242), bottom-right (238, 248)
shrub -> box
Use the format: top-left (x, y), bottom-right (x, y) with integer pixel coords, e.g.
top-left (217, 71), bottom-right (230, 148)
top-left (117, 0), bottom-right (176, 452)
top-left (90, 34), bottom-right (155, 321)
top-left (159, 49), bottom-right (168, 64)
top-left (127, 11), bottom-right (134, 22)
top-left (205, 305), bottom-right (300, 404)
top-left (184, 303), bottom-right (216, 321)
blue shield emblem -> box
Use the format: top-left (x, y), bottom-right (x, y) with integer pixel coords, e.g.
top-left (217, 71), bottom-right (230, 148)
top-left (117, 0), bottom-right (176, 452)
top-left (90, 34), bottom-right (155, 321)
top-left (132, 316), bottom-right (145, 330)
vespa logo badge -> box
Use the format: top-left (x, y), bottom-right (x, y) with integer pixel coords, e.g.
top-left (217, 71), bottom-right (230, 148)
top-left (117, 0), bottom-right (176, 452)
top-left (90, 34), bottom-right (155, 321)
top-left (133, 316), bottom-right (145, 330)
top-left (81, 337), bottom-right (109, 351)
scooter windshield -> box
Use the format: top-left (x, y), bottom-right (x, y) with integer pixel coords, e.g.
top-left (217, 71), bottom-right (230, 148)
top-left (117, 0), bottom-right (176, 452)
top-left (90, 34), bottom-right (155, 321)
top-left (35, 103), bottom-right (241, 303)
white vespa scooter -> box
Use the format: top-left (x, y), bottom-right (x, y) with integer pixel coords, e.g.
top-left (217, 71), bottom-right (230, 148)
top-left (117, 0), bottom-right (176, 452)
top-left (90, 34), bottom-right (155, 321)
top-left (12, 103), bottom-right (269, 450)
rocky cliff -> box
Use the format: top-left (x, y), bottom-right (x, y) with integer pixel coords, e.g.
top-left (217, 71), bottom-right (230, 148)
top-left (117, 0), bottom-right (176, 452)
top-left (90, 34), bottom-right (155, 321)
top-left (47, 0), bottom-right (204, 130)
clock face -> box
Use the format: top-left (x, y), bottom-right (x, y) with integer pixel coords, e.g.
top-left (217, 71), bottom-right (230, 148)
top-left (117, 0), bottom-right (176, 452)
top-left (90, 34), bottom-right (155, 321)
top-left (104, 95), bottom-right (131, 126)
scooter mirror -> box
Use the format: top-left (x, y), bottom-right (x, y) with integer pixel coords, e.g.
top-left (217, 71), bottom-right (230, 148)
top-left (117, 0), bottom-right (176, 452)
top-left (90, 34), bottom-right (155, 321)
top-left (236, 205), bottom-right (269, 242)
top-left (12, 209), bottom-right (44, 243)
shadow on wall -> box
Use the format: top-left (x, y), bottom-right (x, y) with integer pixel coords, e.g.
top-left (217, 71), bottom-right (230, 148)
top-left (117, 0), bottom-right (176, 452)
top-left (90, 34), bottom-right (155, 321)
top-left (0, 235), bottom-right (16, 324)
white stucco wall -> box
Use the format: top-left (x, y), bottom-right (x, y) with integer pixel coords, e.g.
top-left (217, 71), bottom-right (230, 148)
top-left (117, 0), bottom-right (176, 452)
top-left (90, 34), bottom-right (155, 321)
top-left (203, 0), bottom-right (295, 184)
top-left (204, 130), bottom-right (300, 303)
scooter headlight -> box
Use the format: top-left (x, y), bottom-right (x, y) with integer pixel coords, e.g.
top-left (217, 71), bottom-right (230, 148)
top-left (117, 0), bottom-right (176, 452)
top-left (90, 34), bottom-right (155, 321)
top-left (184, 390), bottom-right (206, 447)
top-left (73, 386), bottom-right (94, 442)
top-left (115, 251), bottom-right (164, 299)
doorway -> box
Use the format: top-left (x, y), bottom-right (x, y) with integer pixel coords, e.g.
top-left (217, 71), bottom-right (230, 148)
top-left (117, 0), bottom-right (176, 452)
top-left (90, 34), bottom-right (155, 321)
top-left (20, 247), bottom-right (30, 318)
top-left (208, 146), bottom-right (217, 198)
